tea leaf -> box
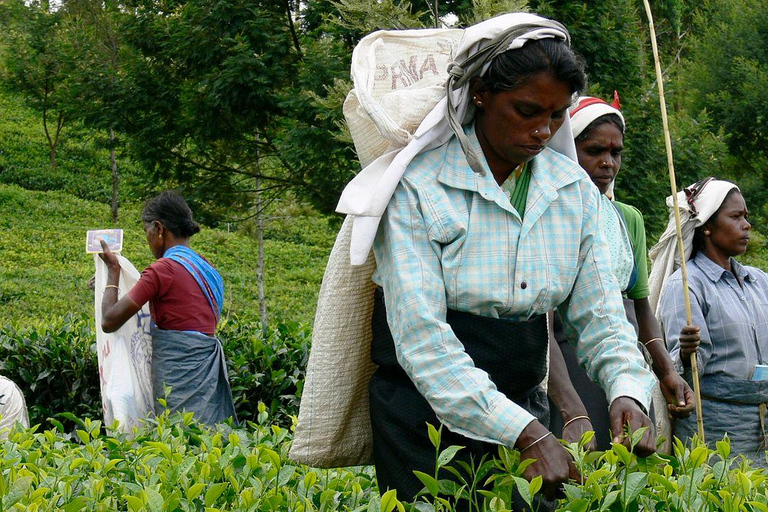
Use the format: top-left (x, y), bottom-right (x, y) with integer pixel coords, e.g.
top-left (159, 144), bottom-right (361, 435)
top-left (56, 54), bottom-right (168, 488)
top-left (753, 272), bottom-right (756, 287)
top-left (437, 445), bottom-right (463, 467)
top-left (612, 442), bottom-right (632, 466)
top-left (3, 475), bottom-right (33, 508)
top-left (62, 497), bottom-right (88, 512)
top-left (427, 423), bottom-right (440, 449)
top-left (649, 473), bottom-right (676, 493)
top-left (512, 476), bottom-right (532, 509)
top-left (186, 483), bottom-right (205, 501)
top-left (145, 488), bottom-right (164, 512)
top-left (413, 471), bottom-right (439, 497)
top-left (205, 483), bottom-right (228, 506)
top-left (124, 495), bottom-right (144, 512)
top-left (528, 475), bottom-right (542, 495)
top-left (380, 489), bottom-right (399, 512)
top-left (566, 498), bottom-right (590, 512)
top-left (716, 439), bottom-right (731, 460)
top-left (622, 472), bottom-right (648, 505)
top-left (690, 445), bottom-right (709, 468)
top-left (278, 465), bottom-right (296, 487)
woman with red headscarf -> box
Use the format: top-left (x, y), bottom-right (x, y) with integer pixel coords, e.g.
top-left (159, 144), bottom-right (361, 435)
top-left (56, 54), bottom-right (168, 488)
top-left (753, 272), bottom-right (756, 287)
top-left (547, 95), bottom-right (695, 451)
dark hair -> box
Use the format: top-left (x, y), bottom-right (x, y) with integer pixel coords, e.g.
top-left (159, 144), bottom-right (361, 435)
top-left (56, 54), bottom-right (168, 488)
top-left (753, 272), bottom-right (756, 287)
top-left (480, 38), bottom-right (587, 95)
top-left (142, 191), bottom-right (201, 238)
top-left (690, 187), bottom-right (740, 258)
top-left (575, 114), bottom-right (625, 142)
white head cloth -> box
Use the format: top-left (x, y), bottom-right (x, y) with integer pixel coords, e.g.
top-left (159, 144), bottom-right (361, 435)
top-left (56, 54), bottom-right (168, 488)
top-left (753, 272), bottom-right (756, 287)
top-left (647, 178), bottom-right (740, 316)
top-left (569, 95), bottom-right (625, 139)
top-left (569, 95), bottom-right (625, 198)
top-left (336, 13), bottom-right (579, 265)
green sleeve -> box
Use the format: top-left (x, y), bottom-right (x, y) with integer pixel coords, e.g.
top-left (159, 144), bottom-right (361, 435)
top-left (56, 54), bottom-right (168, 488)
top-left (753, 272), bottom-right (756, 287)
top-left (614, 201), bottom-right (649, 300)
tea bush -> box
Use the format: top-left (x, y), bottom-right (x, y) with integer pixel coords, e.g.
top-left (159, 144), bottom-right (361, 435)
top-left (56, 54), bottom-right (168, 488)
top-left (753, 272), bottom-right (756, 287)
top-left (0, 315), bottom-right (311, 430)
top-left (1, 410), bottom-right (768, 511)
top-left (0, 408), bottom-right (380, 512)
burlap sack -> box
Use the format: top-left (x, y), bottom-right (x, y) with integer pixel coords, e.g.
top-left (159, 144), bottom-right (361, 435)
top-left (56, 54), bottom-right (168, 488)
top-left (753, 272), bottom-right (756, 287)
top-left (291, 28), bottom-right (463, 468)
top-left (289, 216), bottom-right (378, 467)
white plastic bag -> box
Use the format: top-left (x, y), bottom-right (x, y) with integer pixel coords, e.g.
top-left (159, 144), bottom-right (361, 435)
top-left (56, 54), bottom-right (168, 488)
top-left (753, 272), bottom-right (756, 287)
top-left (0, 375), bottom-right (29, 438)
top-left (94, 254), bottom-right (153, 432)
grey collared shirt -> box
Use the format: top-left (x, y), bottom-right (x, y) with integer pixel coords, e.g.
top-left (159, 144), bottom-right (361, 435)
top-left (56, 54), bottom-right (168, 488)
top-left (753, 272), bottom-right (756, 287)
top-left (659, 252), bottom-right (768, 379)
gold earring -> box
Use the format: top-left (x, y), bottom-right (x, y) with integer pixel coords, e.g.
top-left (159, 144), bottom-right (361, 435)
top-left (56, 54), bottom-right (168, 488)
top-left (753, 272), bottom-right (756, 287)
top-left (159, 234), bottom-right (163, 239)
top-left (704, 230), bottom-right (711, 236)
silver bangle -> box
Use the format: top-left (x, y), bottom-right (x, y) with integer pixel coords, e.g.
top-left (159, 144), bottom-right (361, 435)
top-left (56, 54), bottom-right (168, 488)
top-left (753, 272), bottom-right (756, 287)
top-left (562, 415), bottom-right (591, 430)
top-left (520, 431), bottom-right (553, 453)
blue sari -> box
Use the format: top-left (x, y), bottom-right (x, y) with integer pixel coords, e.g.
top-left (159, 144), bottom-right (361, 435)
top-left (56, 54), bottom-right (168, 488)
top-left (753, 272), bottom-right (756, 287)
top-left (163, 245), bottom-right (224, 321)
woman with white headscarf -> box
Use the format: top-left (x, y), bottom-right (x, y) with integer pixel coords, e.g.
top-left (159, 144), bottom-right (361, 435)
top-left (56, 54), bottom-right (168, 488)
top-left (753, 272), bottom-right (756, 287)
top-left (340, 13), bottom-right (657, 505)
top-left (655, 179), bottom-right (768, 466)
top-left (547, 96), bottom-right (694, 452)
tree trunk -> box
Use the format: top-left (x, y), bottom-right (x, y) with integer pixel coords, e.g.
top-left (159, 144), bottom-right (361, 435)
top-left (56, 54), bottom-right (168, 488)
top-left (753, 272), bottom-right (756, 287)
top-left (109, 128), bottom-right (119, 224)
top-left (256, 175), bottom-right (268, 328)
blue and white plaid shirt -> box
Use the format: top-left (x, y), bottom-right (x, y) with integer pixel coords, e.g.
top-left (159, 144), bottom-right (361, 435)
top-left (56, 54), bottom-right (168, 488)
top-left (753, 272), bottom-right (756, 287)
top-left (660, 251), bottom-right (768, 379)
top-left (372, 124), bottom-right (654, 447)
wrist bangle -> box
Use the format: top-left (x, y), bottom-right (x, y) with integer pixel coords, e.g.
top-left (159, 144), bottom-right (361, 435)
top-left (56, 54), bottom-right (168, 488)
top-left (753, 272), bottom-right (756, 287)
top-left (104, 284), bottom-right (119, 290)
top-left (520, 431), bottom-right (553, 453)
top-left (643, 337), bottom-right (663, 347)
top-left (562, 415), bottom-right (591, 430)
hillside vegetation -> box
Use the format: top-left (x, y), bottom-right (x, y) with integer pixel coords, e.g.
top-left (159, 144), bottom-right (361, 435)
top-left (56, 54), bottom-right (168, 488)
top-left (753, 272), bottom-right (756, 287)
top-left (0, 183), bottom-right (336, 327)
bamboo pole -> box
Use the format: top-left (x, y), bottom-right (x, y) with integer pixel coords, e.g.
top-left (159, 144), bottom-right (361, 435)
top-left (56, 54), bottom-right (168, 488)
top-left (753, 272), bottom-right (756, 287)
top-left (641, 0), bottom-right (705, 442)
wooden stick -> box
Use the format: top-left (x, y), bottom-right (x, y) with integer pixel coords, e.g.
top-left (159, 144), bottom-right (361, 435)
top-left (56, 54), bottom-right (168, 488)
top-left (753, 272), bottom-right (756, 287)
top-left (641, 0), bottom-right (705, 442)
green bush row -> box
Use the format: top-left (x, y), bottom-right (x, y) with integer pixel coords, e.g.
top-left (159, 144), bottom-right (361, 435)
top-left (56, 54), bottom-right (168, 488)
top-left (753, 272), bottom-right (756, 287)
top-left (1, 408), bottom-right (768, 511)
top-left (0, 409), bottom-right (379, 512)
top-left (0, 315), bottom-right (309, 430)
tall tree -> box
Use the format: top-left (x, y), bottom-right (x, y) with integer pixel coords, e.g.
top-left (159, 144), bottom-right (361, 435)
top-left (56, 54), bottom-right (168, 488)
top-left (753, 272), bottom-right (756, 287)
top-left (0, 0), bottom-right (69, 170)
top-left (680, 0), bottom-right (768, 220)
top-left (59, 0), bottom-right (127, 222)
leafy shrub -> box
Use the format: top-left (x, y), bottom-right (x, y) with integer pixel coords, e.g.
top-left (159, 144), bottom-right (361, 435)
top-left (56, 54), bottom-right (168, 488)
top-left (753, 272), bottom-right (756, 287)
top-left (0, 315), bottom-right (101, 428)
top-left (1, 409), bottom-right (768, 511)
top-left (0, 315), bottom-right (312, 430)
top-left (220, 317), bottom-right (310, 427)
top-left (0, 408), bottom-right (379, 511)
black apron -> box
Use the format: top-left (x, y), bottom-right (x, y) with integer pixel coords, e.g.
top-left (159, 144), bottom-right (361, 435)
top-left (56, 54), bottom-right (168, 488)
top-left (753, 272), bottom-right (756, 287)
top-left (369, 288), bottom-right (550, 509)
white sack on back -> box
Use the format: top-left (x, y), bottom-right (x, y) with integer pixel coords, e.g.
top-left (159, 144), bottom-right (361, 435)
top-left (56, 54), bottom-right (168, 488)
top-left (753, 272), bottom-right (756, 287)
top-left (343, 28), bottom-right (463, 169)
top-left (94, 254), bottom-right (153, 432)
top-left (292, 27), bottom-right (462, 468)
top-left (0, 375), bottom-right (29, 438)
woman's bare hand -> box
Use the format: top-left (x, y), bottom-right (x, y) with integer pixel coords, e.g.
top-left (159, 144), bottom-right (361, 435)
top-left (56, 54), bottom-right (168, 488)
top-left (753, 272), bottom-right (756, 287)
top-left (516, 421), bottom-right (579, 501)
top-left (679, 325), bottom-right (701, 367)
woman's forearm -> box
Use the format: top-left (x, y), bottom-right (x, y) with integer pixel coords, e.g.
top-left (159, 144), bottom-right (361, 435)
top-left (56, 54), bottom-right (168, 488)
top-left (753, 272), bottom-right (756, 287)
top-left (634, 297), bottom-right (676, 376)
top-left (547, 333), bottom-right (589, 422)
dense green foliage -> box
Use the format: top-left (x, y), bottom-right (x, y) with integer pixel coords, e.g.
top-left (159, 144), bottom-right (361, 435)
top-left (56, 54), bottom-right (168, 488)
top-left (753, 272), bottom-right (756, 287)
top-left (1, 410), bottom-right (768, 511)
top-left (0, 410), bottom-right (380, 511)
top-left (0, 314), bottom-right (310, 429)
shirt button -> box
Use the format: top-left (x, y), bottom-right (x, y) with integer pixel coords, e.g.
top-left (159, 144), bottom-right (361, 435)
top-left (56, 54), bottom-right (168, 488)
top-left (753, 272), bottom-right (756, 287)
top-left (520, 281), bottom-right (528, 290)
